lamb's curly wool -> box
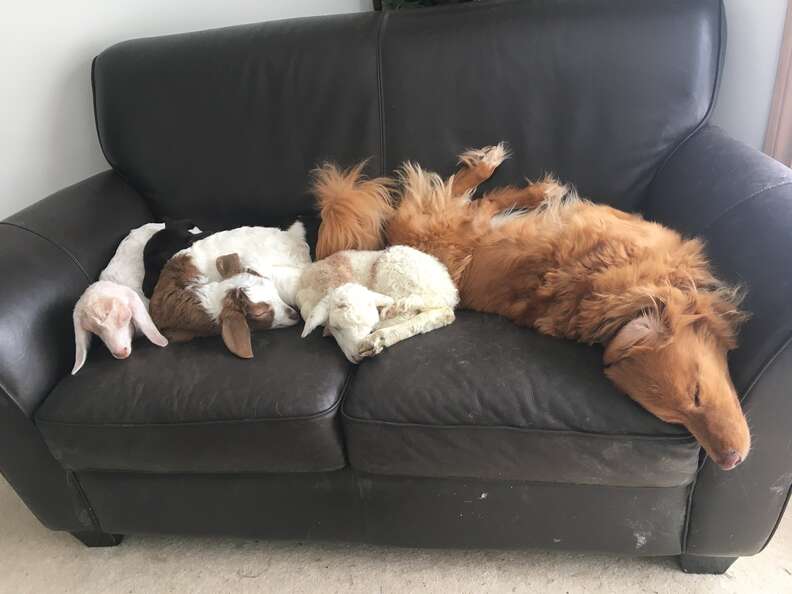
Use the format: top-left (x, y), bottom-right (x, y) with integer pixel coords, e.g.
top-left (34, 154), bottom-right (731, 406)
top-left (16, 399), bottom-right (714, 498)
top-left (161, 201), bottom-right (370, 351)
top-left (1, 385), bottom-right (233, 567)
top-left (315, 144), bottom-right (751, 472)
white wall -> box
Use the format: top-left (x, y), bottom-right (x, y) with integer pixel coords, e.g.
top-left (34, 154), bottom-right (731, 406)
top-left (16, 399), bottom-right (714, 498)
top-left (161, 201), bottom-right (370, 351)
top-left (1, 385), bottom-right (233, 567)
top-left (0, 0), bottom-right (787, 219)
top-left (0, 0), bottom-right (368, 220)
top-left (711, 0), bottom-right (789, 150)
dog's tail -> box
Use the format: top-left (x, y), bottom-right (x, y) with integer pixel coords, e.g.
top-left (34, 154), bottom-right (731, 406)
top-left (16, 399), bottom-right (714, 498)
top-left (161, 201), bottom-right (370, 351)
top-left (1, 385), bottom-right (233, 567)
top-left (313, 161), bottom-right (395, 260)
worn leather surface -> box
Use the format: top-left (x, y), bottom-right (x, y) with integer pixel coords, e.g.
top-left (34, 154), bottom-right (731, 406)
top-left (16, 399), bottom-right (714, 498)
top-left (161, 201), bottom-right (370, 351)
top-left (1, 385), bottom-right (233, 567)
top-left (93, 13), bottom-right (383, 229)
top-left (644, 125), bottom-right (792, 556)
top-left (344, 312), bottom-right (699, 487)
top-left (0, 174), bottom-right (151, 532)
top-left (36, 328), bottom-right (351, 473)
top-left (358, 473), bottom-right (689, 555)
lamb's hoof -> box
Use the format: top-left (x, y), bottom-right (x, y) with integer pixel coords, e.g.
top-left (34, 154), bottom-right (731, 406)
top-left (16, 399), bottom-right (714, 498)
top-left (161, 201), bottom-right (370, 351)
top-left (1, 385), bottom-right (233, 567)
top-left (359, 334), bottom-right (386, 359)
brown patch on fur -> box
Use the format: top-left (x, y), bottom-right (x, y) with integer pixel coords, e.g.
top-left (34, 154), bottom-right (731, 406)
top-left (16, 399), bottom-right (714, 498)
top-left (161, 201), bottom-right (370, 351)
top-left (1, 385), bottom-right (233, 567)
top-left (150, 254), bottom-right (216, 338)
top-left (316, 150), bottom-right (751, 470)
top-left (313, 161), bottom-right (395, 260)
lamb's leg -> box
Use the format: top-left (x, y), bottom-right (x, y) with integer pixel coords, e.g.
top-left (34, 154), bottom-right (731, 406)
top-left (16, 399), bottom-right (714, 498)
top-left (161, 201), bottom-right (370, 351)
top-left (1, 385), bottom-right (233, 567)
top-left (450, 142), bottom-right (510, 196)
top-left (358, 307), bottom-right (456, 358)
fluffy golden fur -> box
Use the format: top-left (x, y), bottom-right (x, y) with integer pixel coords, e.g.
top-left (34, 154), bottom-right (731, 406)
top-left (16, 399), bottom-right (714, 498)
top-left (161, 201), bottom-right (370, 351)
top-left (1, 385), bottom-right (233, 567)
top-left (314, 145), bottom-right (751, 470)
top-left (313, 161), bottom-right (395, 260)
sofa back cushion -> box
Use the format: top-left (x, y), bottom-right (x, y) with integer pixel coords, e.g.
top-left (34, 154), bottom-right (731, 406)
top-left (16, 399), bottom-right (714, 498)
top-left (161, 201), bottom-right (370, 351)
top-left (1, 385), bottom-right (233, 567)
top-left (92, 0), bottom-right (723, 225)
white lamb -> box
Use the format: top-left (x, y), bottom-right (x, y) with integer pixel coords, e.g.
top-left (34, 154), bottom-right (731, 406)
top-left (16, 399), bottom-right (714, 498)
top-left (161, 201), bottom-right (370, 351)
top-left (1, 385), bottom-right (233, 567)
top-left (297, 245), bottom-right (459, 363)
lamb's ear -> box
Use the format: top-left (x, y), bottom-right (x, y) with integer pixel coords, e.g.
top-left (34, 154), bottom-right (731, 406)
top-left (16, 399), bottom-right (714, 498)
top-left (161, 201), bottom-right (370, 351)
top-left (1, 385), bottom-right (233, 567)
top-left (127, 289), bottom-right (168, 347)
top-left (603, 315), bottom-right (664, 365)
top-left (221, 312), bottom-right (254, 358)
top-left (72, 311), bottom-right (91, 375)
top-left (301, 296), bottom-right (330, 338)
top-left (287, 220), bottom-right (306, 240)
top-left (370, 291), bottom-right (395, 310)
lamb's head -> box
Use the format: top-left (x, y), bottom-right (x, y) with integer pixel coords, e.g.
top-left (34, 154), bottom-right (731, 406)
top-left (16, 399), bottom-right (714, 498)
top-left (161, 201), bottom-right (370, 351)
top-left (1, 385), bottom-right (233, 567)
top-left (300, 283), bottom-right (394, 363)
top-left (73, 281), bottom-right (168, 374)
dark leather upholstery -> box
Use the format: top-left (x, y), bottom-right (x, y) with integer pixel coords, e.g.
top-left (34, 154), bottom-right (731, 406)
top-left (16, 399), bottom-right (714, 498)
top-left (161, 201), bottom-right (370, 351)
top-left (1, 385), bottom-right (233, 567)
top-left (93, 13), bottom-right (384, 229)
top-left (644, 125), bottom-right (792, 557)
top-left (36, 328), bottom-right (350, 473)
top-left (0, 172), bottom-right (151, 531)
top-left (1, 0), bottom-right (790, 569)
top-left (344, 312), bottom-right (698, 487)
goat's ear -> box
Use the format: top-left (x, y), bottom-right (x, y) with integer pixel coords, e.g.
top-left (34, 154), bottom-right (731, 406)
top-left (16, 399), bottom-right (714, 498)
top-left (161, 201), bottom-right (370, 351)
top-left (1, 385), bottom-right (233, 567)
top-left (215, 253), bottom-right (243, 279)
top-left (221, 312), bottom-right (254, 358)
top-left (604, 315), bottom-right (664, 365)
top-left (127, 289), bottom-right (168, 347)
top-left (301, 297), bottom-right (330, 338)
top-left (72, 311), bottom-right (91, 375)
top-left (371, 291), bottom-right (395, 310)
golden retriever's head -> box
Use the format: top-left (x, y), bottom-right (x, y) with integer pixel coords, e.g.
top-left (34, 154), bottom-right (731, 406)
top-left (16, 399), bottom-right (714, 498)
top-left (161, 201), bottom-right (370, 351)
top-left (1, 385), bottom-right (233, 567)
top-left (603, 294), bottom-right (750, 471)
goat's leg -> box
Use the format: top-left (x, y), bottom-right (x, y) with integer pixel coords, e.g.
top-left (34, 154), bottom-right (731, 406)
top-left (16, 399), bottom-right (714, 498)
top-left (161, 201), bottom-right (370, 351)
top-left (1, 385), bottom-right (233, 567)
top-left (450, 142), bottom-right (510, 196)
top-left (358, 307), bottom-right (456, 358)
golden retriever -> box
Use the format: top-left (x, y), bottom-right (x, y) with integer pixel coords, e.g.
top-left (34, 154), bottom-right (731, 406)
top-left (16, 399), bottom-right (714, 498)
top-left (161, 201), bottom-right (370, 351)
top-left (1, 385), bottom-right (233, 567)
top-left (314, 145), bottom-right (751, 471)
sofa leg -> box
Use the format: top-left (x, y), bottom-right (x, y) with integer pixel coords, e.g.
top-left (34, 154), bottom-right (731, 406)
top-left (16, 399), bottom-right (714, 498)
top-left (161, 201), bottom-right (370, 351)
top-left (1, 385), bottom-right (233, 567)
top-left (71, 531), bottom-right (124, 548)
top-left (678, 554), bottom-right (737, 574)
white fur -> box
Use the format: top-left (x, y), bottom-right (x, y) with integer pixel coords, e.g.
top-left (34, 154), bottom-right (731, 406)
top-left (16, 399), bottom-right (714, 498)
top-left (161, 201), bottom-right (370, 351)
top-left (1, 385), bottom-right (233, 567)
top-left (72, 280), bottom-right (168, 374)
top-left (297, 245), bottom-right (459, 363)
top-left (179, 221), bottom-right (310, 304)
top-left (73, 222), bottom-right (199, 373)
top-left (192, 272), bottom-right (297, 329)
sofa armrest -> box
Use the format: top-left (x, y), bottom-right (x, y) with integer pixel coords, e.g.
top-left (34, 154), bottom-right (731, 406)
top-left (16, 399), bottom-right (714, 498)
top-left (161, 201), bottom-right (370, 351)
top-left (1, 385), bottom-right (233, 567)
top-left (0, 170), bottom-right (151, 531)
top-left (644, 125), bottom-right (792, 557)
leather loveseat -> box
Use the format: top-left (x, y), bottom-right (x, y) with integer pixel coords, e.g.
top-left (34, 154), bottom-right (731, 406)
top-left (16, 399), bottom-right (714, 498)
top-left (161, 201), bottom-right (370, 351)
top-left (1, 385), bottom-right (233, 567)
top-left (1, 0), bottom-right (791, 574)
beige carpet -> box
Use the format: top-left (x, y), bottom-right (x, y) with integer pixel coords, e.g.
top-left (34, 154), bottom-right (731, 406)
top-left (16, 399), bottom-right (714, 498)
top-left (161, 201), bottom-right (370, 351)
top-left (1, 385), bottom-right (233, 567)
top-left (0, 478), bottom-right (789, 594)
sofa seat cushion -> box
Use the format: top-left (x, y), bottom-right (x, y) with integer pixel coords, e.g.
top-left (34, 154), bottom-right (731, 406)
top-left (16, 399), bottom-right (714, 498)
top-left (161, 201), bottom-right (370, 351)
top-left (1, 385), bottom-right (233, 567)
top-left (36, 329), bottom-right (350, 473)
top-left (343, 312), bottom-right (699, 488)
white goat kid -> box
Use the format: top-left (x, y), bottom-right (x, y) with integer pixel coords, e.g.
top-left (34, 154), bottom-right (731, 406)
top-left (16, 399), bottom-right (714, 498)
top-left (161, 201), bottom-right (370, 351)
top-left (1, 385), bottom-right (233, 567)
top-left (298, 245), bottom-right (459, 363)
top-left (72, 223), bottom-right (172, 374)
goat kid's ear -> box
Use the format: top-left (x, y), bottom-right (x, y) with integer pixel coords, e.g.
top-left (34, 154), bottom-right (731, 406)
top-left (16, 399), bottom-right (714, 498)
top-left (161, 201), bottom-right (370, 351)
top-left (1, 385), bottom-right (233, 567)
top-left (127, 289), bottom-right (168, 347)
top-left (221, 312), bottom-right (254, 358)
top-left (72, 311), bottom-right (91, 375)
top-left (301, 297), bottom-right (330, 338)
top-left (603, 314), bottom-right (664, 365)
top-left (215, 253), bottom-right (243, 279)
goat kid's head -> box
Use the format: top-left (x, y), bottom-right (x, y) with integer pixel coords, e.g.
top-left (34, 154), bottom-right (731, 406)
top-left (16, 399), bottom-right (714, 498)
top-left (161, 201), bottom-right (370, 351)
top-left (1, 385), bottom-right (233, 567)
top-left (301, 283), bottom-right (393, 363)
top-left (218, 275), bottom-right (300, 358)
top-left (73, 283), bottom-right (168, 374)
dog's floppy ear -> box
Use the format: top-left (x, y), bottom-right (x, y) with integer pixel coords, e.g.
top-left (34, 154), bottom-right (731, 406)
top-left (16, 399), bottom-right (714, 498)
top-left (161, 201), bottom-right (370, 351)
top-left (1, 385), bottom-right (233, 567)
top-left (72, 311), bottom-right (91, 375)
top-left (604, 315), bottom-right (664, 365)
top-left (301, 296), bottom-right (330, 338)
top-left (126, 288), bottom-right (168, 347)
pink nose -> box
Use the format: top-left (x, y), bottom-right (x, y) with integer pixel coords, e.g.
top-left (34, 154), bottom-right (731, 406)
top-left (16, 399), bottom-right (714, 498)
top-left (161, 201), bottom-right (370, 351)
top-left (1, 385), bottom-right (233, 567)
top-left (718, 450), bottom-right (743, 470)
top-left (114, 347), bottom-right (130, 359)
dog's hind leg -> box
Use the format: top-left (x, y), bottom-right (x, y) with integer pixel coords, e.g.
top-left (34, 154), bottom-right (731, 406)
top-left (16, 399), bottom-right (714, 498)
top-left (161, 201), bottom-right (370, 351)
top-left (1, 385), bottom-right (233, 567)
top-left (358, 307), bottom-right (456, 358)
top-left (450, 142), bottom-right (510, 196)
top-left (478, 176), bottom-right (571, 214)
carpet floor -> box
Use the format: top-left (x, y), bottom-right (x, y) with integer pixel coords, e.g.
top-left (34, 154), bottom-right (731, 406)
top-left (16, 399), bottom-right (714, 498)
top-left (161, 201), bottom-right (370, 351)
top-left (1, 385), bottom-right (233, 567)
top-left (1, 477), bottom-right (789, 594)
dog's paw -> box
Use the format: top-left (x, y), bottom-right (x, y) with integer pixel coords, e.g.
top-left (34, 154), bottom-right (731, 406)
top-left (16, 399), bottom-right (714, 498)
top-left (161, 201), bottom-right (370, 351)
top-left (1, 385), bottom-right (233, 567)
top-left (458, 142), bottom-right (511, 169)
